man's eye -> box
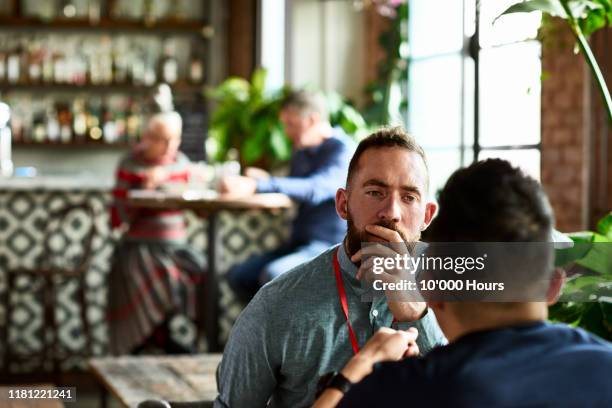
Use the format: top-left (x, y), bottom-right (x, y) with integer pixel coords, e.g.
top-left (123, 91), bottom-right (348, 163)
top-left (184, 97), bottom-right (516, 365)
top-left (366, 190), bottom-right (383, 197)
top-left (403, 195), bottom-right (416, 202)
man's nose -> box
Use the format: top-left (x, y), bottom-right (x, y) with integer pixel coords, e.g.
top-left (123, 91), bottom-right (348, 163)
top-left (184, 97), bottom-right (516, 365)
top-left (378, 193), bottom-right (402, 223)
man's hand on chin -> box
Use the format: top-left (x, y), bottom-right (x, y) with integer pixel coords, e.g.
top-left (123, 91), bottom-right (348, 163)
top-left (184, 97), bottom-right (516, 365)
top-left (351, 224), bottom-right (426, 323)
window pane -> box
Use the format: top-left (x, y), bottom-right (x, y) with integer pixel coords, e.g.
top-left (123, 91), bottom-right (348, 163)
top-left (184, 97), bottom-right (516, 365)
top-left (408, 0), bottom-right (464, 58)
top-left (423, 148), bottom-right (463, 198)
top-left (479, 149), bottom-right (541, 181)
top-left (408, 55), bottom-right (463, 148)
top-left (479, 41), bottom-right (541, 147)
top-left (480, 0), bottom-right (541, 47)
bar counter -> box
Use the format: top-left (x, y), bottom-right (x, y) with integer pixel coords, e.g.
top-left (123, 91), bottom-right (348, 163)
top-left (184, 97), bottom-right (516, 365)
top-left (0, 177), bottom-right (291, 374)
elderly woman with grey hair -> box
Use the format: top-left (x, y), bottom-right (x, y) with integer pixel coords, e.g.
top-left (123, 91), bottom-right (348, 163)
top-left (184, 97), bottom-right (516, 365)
top-left (107, 111), bottom-right (206, 355)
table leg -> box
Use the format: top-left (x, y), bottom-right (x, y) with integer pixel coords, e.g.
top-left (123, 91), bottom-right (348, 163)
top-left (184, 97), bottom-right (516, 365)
top-left (206, 214), bottom-right (221, 352)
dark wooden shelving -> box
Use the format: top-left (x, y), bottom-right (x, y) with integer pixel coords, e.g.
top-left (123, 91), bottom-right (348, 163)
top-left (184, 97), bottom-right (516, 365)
top-left (0, 81), bottom-right (204, 94)
top-left (0, 16), bottom-right (213, 37)
top-left (13, 140), bottom-right (132, 148)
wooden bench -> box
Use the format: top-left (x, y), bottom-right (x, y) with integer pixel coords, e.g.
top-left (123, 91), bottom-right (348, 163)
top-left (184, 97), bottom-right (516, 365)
top-left (89, 354), bottom-right (223, 408)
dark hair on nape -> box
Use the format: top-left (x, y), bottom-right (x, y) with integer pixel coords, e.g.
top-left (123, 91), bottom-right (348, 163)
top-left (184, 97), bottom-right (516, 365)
top-left (281, 90), bottom-right (329, 120)
top-left (346, 127), bottom-right (429, 189)
top-left (426, 159), bottom-right (553, 243)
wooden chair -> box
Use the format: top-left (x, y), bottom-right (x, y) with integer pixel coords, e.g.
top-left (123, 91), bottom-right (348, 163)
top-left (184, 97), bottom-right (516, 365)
top-left (1, 202), bottom-right (97, 376)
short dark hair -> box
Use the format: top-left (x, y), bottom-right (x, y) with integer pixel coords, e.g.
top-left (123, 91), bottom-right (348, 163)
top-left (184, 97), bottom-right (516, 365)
top-left (346, 127), bottom-right (428, 189)
top-left (426, 159), bottom-right (553, 242)
top-left (281, 90), bottom-right (328, 120)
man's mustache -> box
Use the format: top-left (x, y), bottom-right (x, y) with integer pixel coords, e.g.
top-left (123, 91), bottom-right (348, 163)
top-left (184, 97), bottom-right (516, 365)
top-left (371, 220), bottom-right (410, 243)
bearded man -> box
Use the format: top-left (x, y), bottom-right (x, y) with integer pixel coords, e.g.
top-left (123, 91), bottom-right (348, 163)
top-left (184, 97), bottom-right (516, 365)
top-left (214, 128), bottom-right (447, 408)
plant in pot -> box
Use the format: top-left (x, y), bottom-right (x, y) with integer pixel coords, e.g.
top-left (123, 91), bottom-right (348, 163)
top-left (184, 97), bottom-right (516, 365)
top-left (553, 213), bottom-right (612, 340)
top-left (206, 69), bottom-right (371, 170)
top-left (206, 68), bottom-right (291, 170)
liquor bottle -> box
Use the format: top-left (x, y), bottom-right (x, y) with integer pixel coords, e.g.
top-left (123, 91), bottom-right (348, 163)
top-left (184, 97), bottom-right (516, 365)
top-left (57, 102), bottom-right (72, 143)
top-left (87, 98), bottom-right (103, 141)
top-left (53, 51), bottom-right (66, 84)
top-left (102, 103), bottom-right (118, 144)
top-left (42, 40), bottom-right (54, 83)
top-left (143, 0), bottom-right (156, 26)
top-left (0, 51), bottom-right (6, 83)
top-left (126, 99), bottom-right (141, 143)
top-left (32, 111), bottom-right (46, 143)
top-left (7, 44), bottom-right (21, 84)
top-left (27, 41), bottom-right (43, 84)
top-left (45, 106), bottom-right (60, 142)
top-left (159, 39), bottom-right (178, 84)
top-left (72, 98), bottom-right (87, 142)
top-left (100, 36), bottom-right (114, 84)
top-left (189, 47), bottom-right (204, 84)
top-left (114, 104), bottom-right (127, 143)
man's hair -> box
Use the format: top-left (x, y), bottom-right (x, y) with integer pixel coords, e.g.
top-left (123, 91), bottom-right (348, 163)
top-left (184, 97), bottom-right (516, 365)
top-left (346, 127), bottom-right (428, 189)
top-left (281, 90), bottom-right (329, 120)
top-left (425, 160), bottom-right (555, 318)
top-left (147, 111), bottom-right (183, 137)
top-left (427, 159), bottom-right (553, 243)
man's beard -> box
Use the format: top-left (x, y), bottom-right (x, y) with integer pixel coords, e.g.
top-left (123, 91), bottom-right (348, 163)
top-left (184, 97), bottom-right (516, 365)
top-left (345, 209), bottom-right (420, 260)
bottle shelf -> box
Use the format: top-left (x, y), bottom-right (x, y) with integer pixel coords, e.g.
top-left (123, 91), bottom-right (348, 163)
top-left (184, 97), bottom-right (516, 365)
top-left (0, 17), bottom-right (214, 37)
top-left (0, 81), bottom-right (203, 94)
top-left (13, 140), bottom-right (132, 148)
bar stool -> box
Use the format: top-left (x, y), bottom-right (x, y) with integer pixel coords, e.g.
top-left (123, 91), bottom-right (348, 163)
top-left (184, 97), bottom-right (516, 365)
top-left (1, 202), bottom-right (97, 376)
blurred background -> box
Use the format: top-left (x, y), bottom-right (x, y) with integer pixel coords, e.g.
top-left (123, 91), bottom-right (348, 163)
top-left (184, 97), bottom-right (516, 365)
top-left (0, 0), bottom-right (609, 403)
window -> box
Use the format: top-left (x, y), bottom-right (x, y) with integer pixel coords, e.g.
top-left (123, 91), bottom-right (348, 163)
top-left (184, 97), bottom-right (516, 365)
top-left (407, 0), bottom-right (542, 195)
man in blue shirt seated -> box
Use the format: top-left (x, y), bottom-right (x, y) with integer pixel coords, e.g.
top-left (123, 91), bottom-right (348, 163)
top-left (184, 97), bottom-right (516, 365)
top-left (219, 90), bottom-right (354, 302)
top-left (314, 159), bottom-right (612, 408)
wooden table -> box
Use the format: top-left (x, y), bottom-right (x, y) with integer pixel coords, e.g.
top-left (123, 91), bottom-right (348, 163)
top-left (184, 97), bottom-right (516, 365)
top-left (0, 385), bottom-right (64, 408)
top-left (127, 191), bottom-right (292, 351)
top-left (89, 354), bottom-right (223, 408)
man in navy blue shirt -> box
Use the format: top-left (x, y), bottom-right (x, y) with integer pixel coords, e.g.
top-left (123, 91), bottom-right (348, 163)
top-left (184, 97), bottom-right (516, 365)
top-left (314, 159), bottom-right (612, 408)
top-left (219, 90), bottom-right (354, 302)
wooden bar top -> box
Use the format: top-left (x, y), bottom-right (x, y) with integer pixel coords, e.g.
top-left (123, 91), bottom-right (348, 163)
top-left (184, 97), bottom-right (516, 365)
top-left (89, 354), bottom-right (223, 408)
top-left (127, 190), bottom-right (293, 212)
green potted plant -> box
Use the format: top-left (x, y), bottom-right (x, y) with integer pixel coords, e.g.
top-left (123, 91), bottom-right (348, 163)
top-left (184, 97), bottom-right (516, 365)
top-left (498, 0), bottom-right (611, 123)
top-left (552, 213), bottom-right (612, 340)
top-left (206, 69), bottom-right (370, 169)
top-left (206, 68), bottom-right (291, 169)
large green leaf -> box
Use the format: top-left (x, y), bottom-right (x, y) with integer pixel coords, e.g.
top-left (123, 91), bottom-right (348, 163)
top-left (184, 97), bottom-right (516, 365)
top-left (555, 241), bottom-right (592, 266)
top-left (597, 213), bottom-right (612, 239)
top-left (269, 124), bottom-right (292, 162)
top-left (498, 0), bottom-right (566, 19)
top-left (498, 0), bottom-right (604, 21)
top-left (206, 78), bottom-right (250, 101)
top-left (576, 239), bottom-right (612, 274)
top-left (241, 132), bottom-right (266, 164)
top-left (250, 68), bottom-right (267, 105)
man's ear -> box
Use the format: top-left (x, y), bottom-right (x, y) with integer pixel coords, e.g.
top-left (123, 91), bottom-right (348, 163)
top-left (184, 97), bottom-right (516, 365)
top-left (421, 201), bottom-right (438, 231)
top-left (547, 268), bottom-right (566, 305)
top-left (336, 188), bottom-right (349, 220)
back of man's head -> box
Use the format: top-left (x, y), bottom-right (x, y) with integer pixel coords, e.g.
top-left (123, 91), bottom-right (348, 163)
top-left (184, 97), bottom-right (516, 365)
top-left (281, 90), bottom-right (329, 121)
top-left (427, 159), bottom-right (553, 243)
top-left (424, 160), bottom-right (556, 319)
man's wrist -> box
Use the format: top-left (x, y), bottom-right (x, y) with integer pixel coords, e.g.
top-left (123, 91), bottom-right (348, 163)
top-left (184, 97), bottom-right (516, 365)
top-left (341, 355), bottom-right (374, 383)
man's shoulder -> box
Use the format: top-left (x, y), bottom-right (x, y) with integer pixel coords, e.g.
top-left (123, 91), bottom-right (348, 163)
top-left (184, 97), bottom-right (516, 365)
top-left (544, 323), bottom-right (612, 356)
top-left (257, 245), bottom-right (338, 301)
top-left (326, 128), bottom-right (355, 151)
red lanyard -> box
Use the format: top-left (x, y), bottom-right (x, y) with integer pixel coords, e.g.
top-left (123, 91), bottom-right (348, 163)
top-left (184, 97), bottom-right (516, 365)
top-left (333, 249), bottom-right (360, 355)
top-left (333, 249), bottom-right (397, 356)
